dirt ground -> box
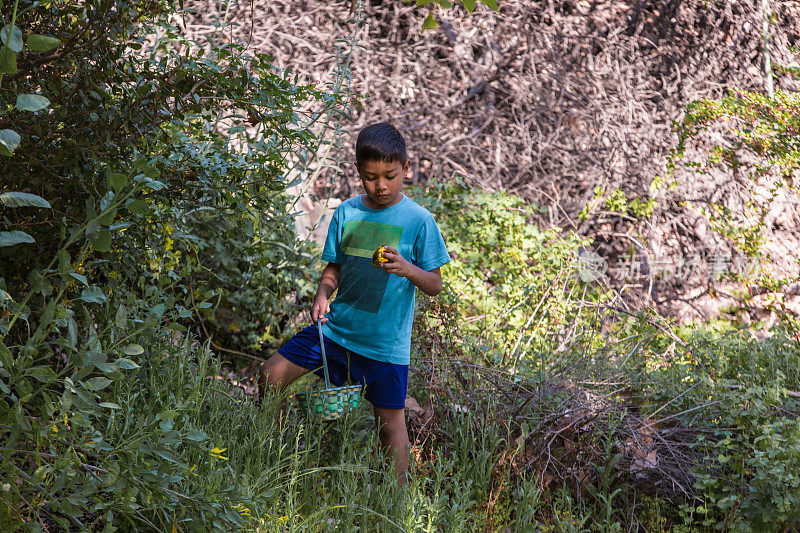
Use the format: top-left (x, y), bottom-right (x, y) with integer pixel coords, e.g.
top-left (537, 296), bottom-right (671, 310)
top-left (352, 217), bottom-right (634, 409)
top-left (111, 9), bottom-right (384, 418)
top-left (179, 0), bottom-right (800, 325)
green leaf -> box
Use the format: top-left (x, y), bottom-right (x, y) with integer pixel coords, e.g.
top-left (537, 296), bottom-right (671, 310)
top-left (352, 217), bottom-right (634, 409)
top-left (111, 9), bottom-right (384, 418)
top-left (224, 506), bottom-right (245, 527)
top-left (98, 208), bottom-right (116, 225)
top-left (27, 34), bottom-right (61, 52)
top-left (69, 273), bottom-right (89, 287)
top-left (85, 219), bottom-right (99, 240)
top-left (150, 303), bottom-right (166, 319)
top-left (0, 230), bottom-right (34, 247)
top-left (32, 465), bottom-right (50, 484)
top-left (108, 172), bottom-right (127, 192)
top-left (15, 94), bottom-right (50, 112)
top-left (85, 377), bottom-right (113, 391)
top-left (440, 0), bottom-right (453, 7)
top-left (115, 305), bottom-right (127, 329)
top-left (0, 289), bottom-right (11, 302)
top-left (79, 286), bottom-right (107, 305)
top-left (462, 0), bottom-right (476, 11)
top-left (422, 11), bottom-right (439, 32)
top-left (99, 402), bottom-right (121, 409)
top-left (153, 448), bottom-right (182, 464)
top-left (67, 317), bottom-right (78, 349)
top-left (25, 365), bottom-right (56, 383)
top-left (95, 361), bottom-right (117, 373)
top-left (15, 376), bottom-right (32, 401)
top-left (99, 191), bottom-right (114, 212)
top-left (186, 428), bottom-right (209, 442)
top-left (0, 45), bottom-right (17, 75)
top-left (0, 192), bottom-right (51, 208)
top-left (142, 177), bottom-right (166, 191)
top-left (81, 350), bottom-right (108, 368)
top-left (0, 342), bottom-right (12, 368)
top-left (479, 0), bottom-right (498, 10)
top-left (0, 25), bottom-right (23, 53)
top-left (122, 344), bottom-right (143, 356)
top-left (125, 199), bottom-right (149, 215)
top-left (41, 299), bottom-right (55, 324)
top-left (157, 409), bottom-right (178, 420)
top-left (57, 250), bottom-right (70, 274)
top-left (116, 358), bottom-right (140, 370)
top-left (109, 221), bottom-right (132, 231)
top-left (92, 228), bottom-right (112, 252)
top-left (0, 129), bottom-right (21, 156)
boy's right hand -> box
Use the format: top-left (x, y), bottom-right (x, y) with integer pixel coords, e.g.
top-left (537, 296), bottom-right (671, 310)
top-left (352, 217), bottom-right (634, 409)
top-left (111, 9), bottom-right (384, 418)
top-left (311, 293), bottom-right (330, 324)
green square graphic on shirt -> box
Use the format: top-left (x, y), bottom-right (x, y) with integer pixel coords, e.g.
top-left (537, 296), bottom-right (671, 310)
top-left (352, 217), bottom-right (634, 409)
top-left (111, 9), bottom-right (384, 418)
top-left (341, 220), bottom-right (403, 258)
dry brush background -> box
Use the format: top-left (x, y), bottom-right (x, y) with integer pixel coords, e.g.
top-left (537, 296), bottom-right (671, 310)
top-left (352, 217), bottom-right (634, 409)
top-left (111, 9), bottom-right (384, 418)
top-left (179, 0), bottom-right (800, 322)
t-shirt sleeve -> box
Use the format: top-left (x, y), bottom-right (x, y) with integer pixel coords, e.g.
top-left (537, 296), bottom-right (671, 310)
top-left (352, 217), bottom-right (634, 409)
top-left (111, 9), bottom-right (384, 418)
top-left (413, 215), bottom-right (451, 271)
top-left (321, 205), bottom-right (342, 264)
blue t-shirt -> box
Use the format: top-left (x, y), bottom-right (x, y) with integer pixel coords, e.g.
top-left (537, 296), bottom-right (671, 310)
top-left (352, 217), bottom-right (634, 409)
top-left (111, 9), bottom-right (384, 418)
top-left (320, 194), bottom-right (450, 365)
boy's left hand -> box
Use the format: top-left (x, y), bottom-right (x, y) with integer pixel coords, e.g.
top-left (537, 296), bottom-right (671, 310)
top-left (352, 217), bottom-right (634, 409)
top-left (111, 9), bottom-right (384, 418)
top-left (378, 246), bottom-right (415, 278)
top-left (379, 246), bottom-right (443, 296)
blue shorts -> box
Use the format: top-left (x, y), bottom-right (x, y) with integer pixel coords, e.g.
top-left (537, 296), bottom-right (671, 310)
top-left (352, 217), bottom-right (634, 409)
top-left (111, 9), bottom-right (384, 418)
top-left (278, 324), bottom-right (408, 410)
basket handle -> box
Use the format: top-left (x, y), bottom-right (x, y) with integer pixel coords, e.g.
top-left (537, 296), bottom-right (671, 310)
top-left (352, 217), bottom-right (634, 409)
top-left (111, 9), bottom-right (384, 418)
top-left (317, 318), bottom-right (331, 389)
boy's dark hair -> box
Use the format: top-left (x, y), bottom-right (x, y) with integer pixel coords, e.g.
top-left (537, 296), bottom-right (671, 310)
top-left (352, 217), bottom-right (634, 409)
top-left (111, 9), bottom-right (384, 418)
top-left (355, 122), bottom-right (408, 168)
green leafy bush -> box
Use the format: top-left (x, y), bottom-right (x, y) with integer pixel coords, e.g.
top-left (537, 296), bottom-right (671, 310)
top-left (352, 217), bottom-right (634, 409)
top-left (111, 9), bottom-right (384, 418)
top-left (0, 0), bottom-right (337, 526)
top-left (639, 326), bottom-right (800, 531)
top-left (409, 179), bottom-right (603, 368)
top-left (669, 67), bottom-right (800, 268)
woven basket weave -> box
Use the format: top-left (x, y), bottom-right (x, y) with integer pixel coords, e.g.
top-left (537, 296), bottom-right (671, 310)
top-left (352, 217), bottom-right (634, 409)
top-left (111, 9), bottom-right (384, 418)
top-left (294, 319), bottom-right (362, 421)
top-left (295, 384), bottom-right (362, 421)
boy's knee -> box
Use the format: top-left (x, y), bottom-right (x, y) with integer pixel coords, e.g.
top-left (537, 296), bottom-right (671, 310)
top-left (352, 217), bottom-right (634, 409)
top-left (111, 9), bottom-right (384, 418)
top-left (259, 363), bottom-right (275, 388)
top-left (260, 352), bottom-right (307, 390)
top-left (260, 360), bottom-right (286, 389)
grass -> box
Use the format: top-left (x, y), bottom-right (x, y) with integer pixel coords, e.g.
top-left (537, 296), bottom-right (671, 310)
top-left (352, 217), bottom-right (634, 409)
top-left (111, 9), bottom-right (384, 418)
top-left (5, 302), bottom-right (800, 531)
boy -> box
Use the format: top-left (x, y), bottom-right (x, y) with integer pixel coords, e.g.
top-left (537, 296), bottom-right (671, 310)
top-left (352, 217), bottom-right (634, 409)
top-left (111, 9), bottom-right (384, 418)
top-left (258, 121), bottom-right (450, 485)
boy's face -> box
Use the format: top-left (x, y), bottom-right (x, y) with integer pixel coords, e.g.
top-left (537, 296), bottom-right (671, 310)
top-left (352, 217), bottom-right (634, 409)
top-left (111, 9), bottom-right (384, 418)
top-left (357, 158), bottom-right (409, 210)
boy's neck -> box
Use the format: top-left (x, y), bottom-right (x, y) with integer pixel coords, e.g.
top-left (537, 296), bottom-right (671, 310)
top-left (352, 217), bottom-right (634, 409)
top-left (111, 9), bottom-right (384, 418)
top-left (361, 193), bottom-right (404, 210)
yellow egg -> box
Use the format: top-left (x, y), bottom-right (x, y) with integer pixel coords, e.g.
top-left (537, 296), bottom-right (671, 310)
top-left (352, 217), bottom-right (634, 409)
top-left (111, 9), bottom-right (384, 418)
top-left (372, 246), bottom-right (389, 267)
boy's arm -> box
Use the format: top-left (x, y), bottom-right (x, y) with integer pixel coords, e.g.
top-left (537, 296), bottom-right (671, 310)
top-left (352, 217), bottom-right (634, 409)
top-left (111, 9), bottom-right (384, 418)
top-left (312, 262), bottom-right (341, 323)
top-left (379, 247), bottom-right (442, 296)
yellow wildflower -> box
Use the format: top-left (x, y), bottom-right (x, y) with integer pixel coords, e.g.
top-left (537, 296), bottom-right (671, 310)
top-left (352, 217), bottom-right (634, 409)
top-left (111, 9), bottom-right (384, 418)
top-left (209, 446), bottom-right (228, 461)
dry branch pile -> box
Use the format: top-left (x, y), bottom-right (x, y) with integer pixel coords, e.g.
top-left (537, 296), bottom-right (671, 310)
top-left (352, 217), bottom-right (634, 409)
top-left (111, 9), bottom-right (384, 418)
top-left (404, 317), bottom-right (703, 508)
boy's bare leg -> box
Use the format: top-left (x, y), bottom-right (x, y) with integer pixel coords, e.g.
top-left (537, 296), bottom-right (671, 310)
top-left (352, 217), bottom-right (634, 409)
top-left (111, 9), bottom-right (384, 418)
top-left (373, 407), bottom-right (410, 486)
top-left (258, 353), bottom-right (310, 406)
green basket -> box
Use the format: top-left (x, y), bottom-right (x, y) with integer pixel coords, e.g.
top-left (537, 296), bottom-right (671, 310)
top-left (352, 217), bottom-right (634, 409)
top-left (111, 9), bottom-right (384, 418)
top-left (294, 319), bottom-right (362, 421)
top-left (295, 384), bottom-right (362, 421)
